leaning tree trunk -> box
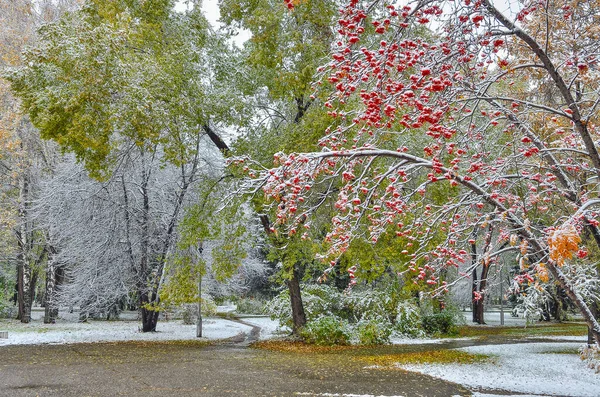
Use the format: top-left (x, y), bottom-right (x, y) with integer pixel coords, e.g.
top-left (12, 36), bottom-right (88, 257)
top-left (288, 265), bottom-right (307, 336)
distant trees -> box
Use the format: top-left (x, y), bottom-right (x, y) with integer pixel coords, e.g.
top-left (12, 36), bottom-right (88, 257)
top-left (0, 0), bottom-right (80, 323)
top-left (5, 0), bottom-right (247, 330)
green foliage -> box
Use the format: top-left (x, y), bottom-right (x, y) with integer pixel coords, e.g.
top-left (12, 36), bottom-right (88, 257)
top-left (356, 317), bottom-right (393, 345)
top-left (177, 298), bottom-right (217, 325)
top-left (160, 256), bottom-right (205, 308)
top-left (300, 315), bottom-right (351, 346)
top-left (6, 1), bottom-right (234, 178)
top-left (233, 296), bottom-right (266, 315)
top-left (266, 283), bottom-right (433, 344)
top-left (0, 270), bottom-right (10, 318)
top-left (220, 0), bottom-right (335, 101)
top-left (394, 301), bottom-right (424, 338)
top-left (421, 310), bottom-right (461, 336)
top-left (162, 179), bottom-right (252, 309)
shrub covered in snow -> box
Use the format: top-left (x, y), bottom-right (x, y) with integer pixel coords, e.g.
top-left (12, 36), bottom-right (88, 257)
top-left (233, 296), bottom-right (267, 315)
top-left (173, 296), bottom-right (217, 324)
top-left (266, 283), bottom-right (457, 344)
top-left (300, 315), bottom-right (351, 345)
top-left (356, 316), bottom-right (393, 345)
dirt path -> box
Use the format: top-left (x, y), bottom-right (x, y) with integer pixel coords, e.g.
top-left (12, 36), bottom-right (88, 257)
top-left (219, 317), bottom-right (262, 346)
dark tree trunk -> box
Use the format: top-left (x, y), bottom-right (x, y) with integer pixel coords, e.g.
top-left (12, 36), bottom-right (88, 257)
top-left (471, 267), bottom-right (481, 324)
top-left (17, 262), bottom-right (37, 324)
top-left (259, 214), bottom-right (307, 336)
top-left (16, 263), bottom-right (24, 321)
top-left (140, 293), bottom-right (159, 332)
top-left (470, 225), bottom-right (494, 325)
top-left (288, 265), bottom-right (307, 335)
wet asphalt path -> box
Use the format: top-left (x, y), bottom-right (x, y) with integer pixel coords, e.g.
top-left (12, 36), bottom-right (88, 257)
top-left (0, 339), bottom-right (471, 397)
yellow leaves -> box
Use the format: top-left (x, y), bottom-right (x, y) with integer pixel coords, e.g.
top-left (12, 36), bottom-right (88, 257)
top-left (536, 262), bottom-right (549, 283)
top-left (548, 224), bottom-right (581, 266)
top-left (519, 240), bottom-right (528, 255)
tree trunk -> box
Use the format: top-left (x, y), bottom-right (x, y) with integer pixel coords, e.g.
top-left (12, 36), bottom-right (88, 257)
top-left (17, 262), bottom-right (37, 323)
top-left (196, 276), bottom-right (202, 338)
top-left (288, 265), bottom-right (306, 336)
top-left (588, 301), bottom-right (599, 346)
top-left (471, 267), bottom-right (481, 324)
top-left (44, 262), bottom-right (58, 324)
top-left (16, 262), bottom-right (24, 321)
top-left (140, 295), bottom-right (159, 332)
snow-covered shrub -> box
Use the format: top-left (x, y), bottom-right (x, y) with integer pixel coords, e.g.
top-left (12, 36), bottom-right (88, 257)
top-left (355, 316), bottom-right (392, 345)
top-left (394, 300), bottom-right (424, 337)
top-left (265, 284), bottom-right (342, 329)
top-left (267, 284), bottom-right (439, 344)
top-left (343, 288), bottom-right (394, 322)
top-left (174, 295), bottom-right (217, 324)
top-left (300, 315), bottom-right (351, 345)
top-left (580, 345), bottom-right (600, 373)
top-left (234, 296), bottom-right (266, 315)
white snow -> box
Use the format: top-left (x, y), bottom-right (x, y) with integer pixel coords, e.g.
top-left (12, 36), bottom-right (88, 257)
top-left (398, 342), bottom-right (600, 397)
top-left (0, 307), bottom-right (284, 346)
top-left (295, 393), bottom-right (406, 397)
top-left (0, 317), bottom-right (253, 346)
top-left (471, 394), bottom-right (545, 397)
top-left (239, 316), bottom-right (288, 339)
top-left (390, 336), bottom-right (474, 345)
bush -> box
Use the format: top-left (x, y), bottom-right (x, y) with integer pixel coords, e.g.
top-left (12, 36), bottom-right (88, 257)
top-left (356, 317), bottom-right (392, 345)
top-left (300, 316), bottom-right (351, 345)
top-left (394, 300), bottom-right (424, 337)
top-left (421, 310), bottom-right (459, 335)
top-left (265, 284), bottom-right (342, 328)
top-left (266, 284), bottom-right (463, 345)
top-left (175, 295), bottom-right (217, 324)
top-left (234, 297), bottom-right (265, 315)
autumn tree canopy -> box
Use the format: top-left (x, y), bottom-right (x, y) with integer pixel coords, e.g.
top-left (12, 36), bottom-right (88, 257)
top-left (236, 0), bottom-right (600, 344)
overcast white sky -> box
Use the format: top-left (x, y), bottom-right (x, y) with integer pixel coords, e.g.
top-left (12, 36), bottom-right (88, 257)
top-left (175, 0), bottom-right (251, 45)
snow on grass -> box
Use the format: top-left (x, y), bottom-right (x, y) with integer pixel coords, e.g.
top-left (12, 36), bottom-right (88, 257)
top-left (295, 393), bottom-right (406, 397)
top-left (390, 335), bottom-right (474, 345)
top-left (398, 342), bottom-right (600, 397)
top-left (0, 317), bottom-right (253, 346)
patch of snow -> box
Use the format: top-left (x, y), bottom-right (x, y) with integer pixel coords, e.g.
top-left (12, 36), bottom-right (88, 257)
top-left (390, 336), bottom-right (474, 345)
top-left (239, 316), bottom-right (288, 339)
top-left (399, 342), bottom-right (600, 397)
top-left (460, 310), bottom-right (528, 326)
top-left (216, 304), bottom-right (237, 313)
top-left (527, 335), bottom-right (588, 342)
top-left (471, 394), bottom-right (549, 397)
top-left (0, 317), bottom-right (252, 346)
top-left (295, 393), bottom-right (406, 397)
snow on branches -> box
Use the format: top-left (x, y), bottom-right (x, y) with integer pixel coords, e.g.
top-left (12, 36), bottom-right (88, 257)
top-left (235, 0), bottom-right (600, 344)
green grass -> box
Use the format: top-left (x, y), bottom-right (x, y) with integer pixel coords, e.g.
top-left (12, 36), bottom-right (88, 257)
top-left (360, 350), bottom-right (492, 367)
top-left (455, 322), bottom-right (587, 339)
top-left (254, 340), bottom-right (493, 367)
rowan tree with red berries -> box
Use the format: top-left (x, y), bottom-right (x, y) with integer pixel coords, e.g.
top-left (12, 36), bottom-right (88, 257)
top-left (235, 0), bottom-right (600, 345)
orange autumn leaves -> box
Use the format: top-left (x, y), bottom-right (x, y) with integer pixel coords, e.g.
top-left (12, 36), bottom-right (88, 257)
top-left (547, 224), bottom-right (582, 266)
